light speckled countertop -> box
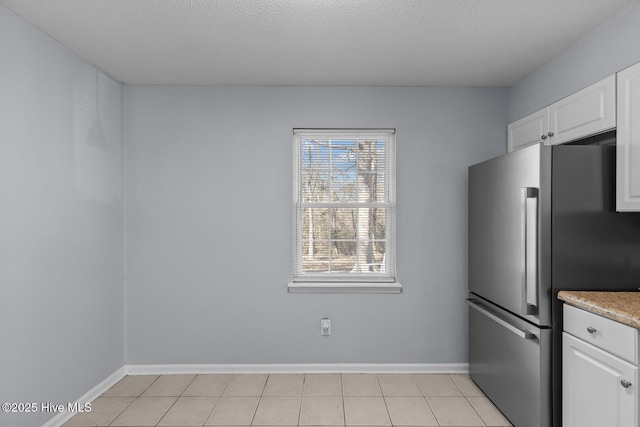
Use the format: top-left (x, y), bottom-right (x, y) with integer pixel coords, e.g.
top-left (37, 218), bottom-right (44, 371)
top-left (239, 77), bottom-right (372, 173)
top-left (557, 291), bottom-right (640, 329)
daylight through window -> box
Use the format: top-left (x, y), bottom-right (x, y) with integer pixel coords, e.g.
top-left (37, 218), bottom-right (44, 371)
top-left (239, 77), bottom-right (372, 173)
top-left (293, 129), bottom-right (396, 283)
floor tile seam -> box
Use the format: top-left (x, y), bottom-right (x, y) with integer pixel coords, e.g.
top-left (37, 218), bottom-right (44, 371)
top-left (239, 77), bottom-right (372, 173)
top-left (177, 373), bottom-right (199, 397)
top-left (380, 392), bottom-right (393, 426)
top-left (200, 396), bottom-right (219, 427)
top-left (250, 395), bottom-right (302, 427)
top-left (448, 374), bottom-right (485, 399)
top-left (91, 395), bottom-right (138, 427)
top-left (138, 374), bottom-right (196, 397)
top-left (339, 373), bottom-right (379, 397)
top-left (428, 395), bottom-right (491, 427)
top-left (375, 373), bottom-right (384, 399)
top-left (154, 394), bottom-right (183, 426)
top-left (445, 374), bottom-right (467, 397)
top-left (174, 395), bottom-right (219, 427)
top-left (217, 373), bottom-right (233, 396)
top-left (105, 394), bottom-right (163, 427)
top-left (421, 390), bottom-right (466, 398)
top-left (385, 394), bottom-right (439, 425)
top-left (423, 395), bottom-right (452, 427)
top-left (341, 374), bottom-right (347, 426)
top-left (249, 374), bottom-right (269, 427)
top-left (248, 396), bottom-right (260, 427)
top-left (139, 375), bottom-right (161, 397)
top-left (341, 391), bottom-right (347, 426)
top-left (218, 373), bottom-right (236, 396)
top-left (218, 374), bottom-right (267, 397)
top-left (412, 374), bottom-right (463, 398)
top-left (381, 373), bottom-right (422, 397)
top-left (411, 373), bottom-right (427, 398)
top-left (101, 375), bottom-right (157, 399)
top-left (301, 373), bottom-right (307, 397)
top-left (295, 389), bottom-right (303, 427)
top-left (464, 395), bottom-right (495, 427)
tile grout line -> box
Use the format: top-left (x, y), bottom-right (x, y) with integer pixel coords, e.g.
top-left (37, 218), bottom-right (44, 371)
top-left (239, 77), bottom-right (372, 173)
top-left (464, 395), bottom-right (490, 427)
top-left (378, 374), bottom-right (393, 426)
top-left (412, 373), bottom-right (440, 427)
top-left (340, 374), bottom-right (347, 427)
top-left (211, 374), bottom-right (232, 426)
top-left (454, 374), bottom-right (493, 427)
top-left (206, 373), bottom-right (233, 426)
top-left (147, 374), bottom-right (196, 426)
top-left (200, 395), bottom-right (217, 427)
top-left (152, 373), bottom-right (200, 426)
top-left (181, 373), bottom-right (198, 396)
top-left (154, 396), bottom-right (178, 426)
top-left (107, 375), bottom-right (160, 427)
top-left (70, 396), bottom-right (135, 427)
top-left (297, 374), bottom-right (305, 426)
top-left (448, 374), bottom-right (489, 427)
top-left (248, 374), bottom-right (267, 426)
top-left (193, 373), bottom-right (223, 427)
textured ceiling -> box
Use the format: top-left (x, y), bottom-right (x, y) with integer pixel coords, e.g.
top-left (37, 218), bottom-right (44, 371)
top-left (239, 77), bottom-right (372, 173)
top-left (2, 0), bottom-right (639, 86)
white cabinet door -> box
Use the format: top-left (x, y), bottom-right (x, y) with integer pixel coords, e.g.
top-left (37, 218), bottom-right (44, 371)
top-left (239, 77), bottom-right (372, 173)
top-left (507, 108), bottom-right (548, 152)
top-left (548, 75), bottom-right (616, 145)
top-left (563, 332), bottom-right (638, 427)
top-left (617, 62), bottom-right (640, 211)
top-left (508, 76), bottom-right (615, 152)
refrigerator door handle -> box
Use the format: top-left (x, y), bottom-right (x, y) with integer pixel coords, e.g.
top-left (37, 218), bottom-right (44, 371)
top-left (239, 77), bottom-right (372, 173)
top-left (521, 187), bottom-right (539, 315)
top-left (468, 299), bottom-right (537, 340)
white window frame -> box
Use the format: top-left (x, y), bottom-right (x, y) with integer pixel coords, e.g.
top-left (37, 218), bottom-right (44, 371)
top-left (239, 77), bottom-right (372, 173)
top-left (288, 128), bottom-right (401, 293)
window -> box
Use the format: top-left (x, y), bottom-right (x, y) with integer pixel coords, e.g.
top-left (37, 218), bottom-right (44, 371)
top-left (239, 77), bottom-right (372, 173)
top-left (291, 129), bottom-right (397, 291)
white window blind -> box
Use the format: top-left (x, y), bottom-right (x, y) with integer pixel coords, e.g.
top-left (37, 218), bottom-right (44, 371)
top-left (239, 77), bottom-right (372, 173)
top-left (293, 129), bottom-right (396, 283)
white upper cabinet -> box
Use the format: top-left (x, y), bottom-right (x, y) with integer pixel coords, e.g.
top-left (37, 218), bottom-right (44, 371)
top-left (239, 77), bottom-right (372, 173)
top-left (507, 108), bottom-right (548, 152)
top-left (508, 76), bottom-right (616, 152)
top-left (549, 75), bottom-right (616, 145)
top-left (616, 62), bottom-right (640, 211)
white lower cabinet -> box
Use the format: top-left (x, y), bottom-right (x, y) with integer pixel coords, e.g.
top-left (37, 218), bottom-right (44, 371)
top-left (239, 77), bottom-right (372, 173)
top-left (563, 306), bottom-right (639, 427)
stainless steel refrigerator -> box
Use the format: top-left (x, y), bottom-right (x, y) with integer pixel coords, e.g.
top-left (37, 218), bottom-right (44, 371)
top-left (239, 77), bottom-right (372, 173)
top-left (468, 136), bottom-right (640, 427)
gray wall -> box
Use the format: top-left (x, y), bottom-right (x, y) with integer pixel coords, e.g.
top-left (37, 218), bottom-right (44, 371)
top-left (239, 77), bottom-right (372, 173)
top-left (509, 3), bottom-right (640, 122)
top-left (0, 6), bottom-right (125, 427)
top-left (124, 85), bottom-right (508, 364)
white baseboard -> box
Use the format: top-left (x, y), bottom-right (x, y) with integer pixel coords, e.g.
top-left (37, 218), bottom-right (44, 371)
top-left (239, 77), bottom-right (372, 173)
top-left (126, 363), bottom-right (469, 375)
top-left (41, 366), bottom-right (126, 427)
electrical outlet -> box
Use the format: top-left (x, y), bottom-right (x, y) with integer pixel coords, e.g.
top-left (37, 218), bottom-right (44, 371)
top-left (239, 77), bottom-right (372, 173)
top-left (321, 318), bottom-right (331, 336)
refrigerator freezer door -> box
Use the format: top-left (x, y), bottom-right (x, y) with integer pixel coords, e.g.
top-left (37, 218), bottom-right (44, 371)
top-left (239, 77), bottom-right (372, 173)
top-left (469, 143), bottom-right (550, 325)
top-left (468, 297), bottom-right (551, 427)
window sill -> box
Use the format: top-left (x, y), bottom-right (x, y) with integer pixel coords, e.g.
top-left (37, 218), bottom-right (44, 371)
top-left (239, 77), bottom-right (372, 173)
top-left (287, 282), bottom-right (402, 294)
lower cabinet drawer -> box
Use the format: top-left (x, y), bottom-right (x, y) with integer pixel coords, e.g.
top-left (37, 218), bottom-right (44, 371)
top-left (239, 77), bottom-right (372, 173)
top-left (563, 304), bottom-right (639, 364)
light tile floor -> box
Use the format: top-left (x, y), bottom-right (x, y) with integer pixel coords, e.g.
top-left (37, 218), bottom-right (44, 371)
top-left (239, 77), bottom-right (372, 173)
top-left (63, 373), bottom-right (512, 427)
